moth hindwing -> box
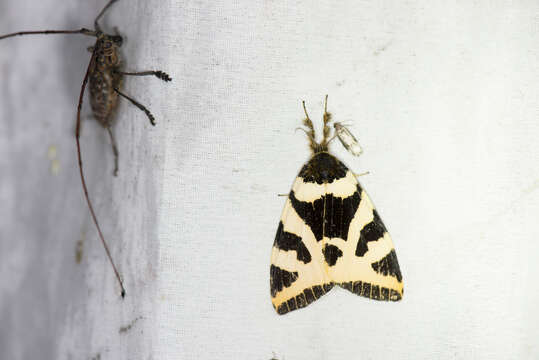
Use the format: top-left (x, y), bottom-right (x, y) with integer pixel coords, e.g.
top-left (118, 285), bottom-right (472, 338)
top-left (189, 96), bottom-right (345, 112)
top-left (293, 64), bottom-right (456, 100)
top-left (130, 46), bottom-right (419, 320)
top-left (270, 96), bottom-right (403, 315)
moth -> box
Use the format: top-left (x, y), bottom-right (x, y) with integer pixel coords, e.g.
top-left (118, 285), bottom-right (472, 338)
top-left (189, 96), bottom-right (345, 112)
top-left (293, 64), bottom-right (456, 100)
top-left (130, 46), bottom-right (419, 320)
top-left (270, 96), bottom-right (403, 315)
top-left (0, 0), bottom-right (172, 297)
top-left (333, 122), bottom-right (363, 156)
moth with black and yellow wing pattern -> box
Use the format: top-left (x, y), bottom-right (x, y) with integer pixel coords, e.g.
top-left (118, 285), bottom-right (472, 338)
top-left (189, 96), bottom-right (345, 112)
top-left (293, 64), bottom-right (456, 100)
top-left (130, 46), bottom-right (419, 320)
top-left (270, 96), bottom-right (403, 315)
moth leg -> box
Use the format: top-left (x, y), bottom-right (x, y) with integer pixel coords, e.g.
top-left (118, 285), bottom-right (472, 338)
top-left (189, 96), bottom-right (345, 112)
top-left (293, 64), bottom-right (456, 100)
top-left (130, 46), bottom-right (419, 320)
top-left (294, 126), bottom-right (317, 144)
top-left (113, 88), bottom-right (156, 126)
top-left (94, 0), bottom-right (119, 32)
top-left (115, 70), bottom-right (172, 82)
top-left (106, 127), bottom-right (119, 177)
top-left (354, 171), bottom-right (370, 177)
top-left (327, 133), bottom-right (338, 145)
top-left (320, 94), bottom-right (333, 147)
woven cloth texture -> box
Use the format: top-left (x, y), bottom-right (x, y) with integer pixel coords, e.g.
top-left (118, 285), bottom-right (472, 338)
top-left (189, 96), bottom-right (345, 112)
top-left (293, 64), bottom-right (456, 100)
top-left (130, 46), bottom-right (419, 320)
top-left (1, 1), bottom-right (539, 359)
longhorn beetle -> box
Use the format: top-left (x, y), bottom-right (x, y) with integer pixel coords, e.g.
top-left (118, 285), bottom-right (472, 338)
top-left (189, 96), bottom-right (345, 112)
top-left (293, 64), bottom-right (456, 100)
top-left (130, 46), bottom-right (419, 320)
top-left (0, 0), bottom-right (172, 297)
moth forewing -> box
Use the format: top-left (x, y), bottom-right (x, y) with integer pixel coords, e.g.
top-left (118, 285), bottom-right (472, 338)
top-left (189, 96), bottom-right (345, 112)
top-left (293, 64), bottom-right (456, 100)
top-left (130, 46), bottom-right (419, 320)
top-left (334, 122), bottom-right (363, 156)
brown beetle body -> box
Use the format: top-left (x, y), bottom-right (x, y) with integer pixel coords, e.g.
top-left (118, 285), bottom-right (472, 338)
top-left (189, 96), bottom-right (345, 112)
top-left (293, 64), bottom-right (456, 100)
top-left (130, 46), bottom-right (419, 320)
top-left (89, 35), bottom-right (123, 128)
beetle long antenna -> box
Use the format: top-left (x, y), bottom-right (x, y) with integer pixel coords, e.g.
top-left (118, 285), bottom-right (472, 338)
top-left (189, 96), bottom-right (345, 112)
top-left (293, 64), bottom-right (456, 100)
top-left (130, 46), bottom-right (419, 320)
top-left (0, 28), bottom-right (96, 41)
top-left (76, 48), bottom-right (126, 298)
top-left (95, 0), bottom-right (120, 32)
top-left (320, 94), bottom-right (332, 148)
top-left (106, 127), bottom-right (120, 177)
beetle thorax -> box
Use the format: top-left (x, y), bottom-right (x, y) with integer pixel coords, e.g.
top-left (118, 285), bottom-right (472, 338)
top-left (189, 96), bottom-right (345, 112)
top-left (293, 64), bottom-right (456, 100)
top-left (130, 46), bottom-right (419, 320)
top-left (95, 34), bottom-right (122, 70)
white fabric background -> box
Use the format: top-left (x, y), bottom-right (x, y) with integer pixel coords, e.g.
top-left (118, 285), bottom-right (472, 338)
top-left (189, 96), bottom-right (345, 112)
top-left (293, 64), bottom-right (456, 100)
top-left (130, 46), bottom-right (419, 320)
top-left (1, 1), bottom-right (539, 359)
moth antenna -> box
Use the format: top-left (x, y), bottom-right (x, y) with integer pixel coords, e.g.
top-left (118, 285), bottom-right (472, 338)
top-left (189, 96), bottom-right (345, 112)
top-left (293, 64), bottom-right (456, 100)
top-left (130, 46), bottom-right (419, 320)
top-left (94, 0), bottom-right (119, 32)
top-left (0, 28), bottom-right (96, 41)
top-left (301, 100), bottom-right (314, 131)
top-left (324, 94), bottom-right (328, 113)
top-left (77, 49), bottom-right (126, 298)
top-left (321, 94), bottom-right (333, 148)
top-left (113, 88), bottom-right (156, 126)
top-left (301, 100), bottom-right (318, 153)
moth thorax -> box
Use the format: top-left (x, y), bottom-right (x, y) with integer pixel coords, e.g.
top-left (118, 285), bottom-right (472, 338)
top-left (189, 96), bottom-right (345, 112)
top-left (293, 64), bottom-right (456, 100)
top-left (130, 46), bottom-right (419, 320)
top-left (299, 152), bottom-right (348, 184)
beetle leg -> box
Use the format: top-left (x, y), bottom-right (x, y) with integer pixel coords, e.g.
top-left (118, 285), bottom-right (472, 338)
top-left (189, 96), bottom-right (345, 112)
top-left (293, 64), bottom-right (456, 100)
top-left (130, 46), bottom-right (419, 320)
top-left (106, 127), bottom-right (119, 176)
top-left (114, 70), bottom-right (172, 82)
top-left (113, 88), bottom-right (156, 126)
